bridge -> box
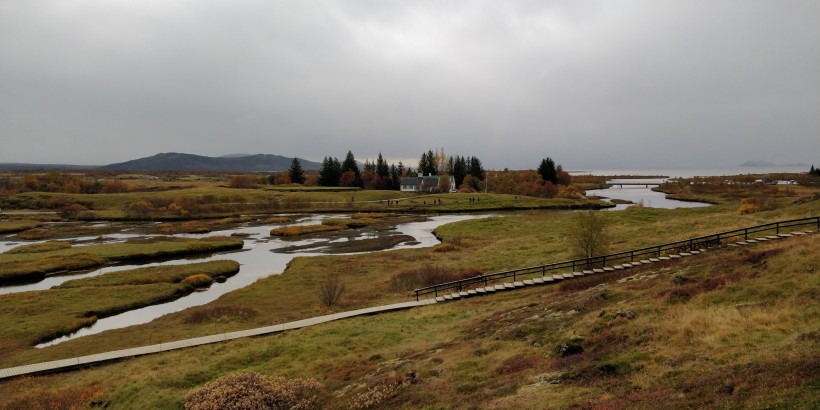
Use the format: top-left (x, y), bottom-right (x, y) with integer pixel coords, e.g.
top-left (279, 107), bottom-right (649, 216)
top-left (607, 181), bottom-right (664, 188)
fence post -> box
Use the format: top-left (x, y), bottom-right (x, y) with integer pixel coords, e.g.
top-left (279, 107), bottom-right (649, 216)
top-left (543, 266), bottom-right (547, 277)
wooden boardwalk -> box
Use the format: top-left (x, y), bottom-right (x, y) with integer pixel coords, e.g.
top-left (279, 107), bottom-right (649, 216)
top-left (0, 299), bottom-right (436, 380)
top-left (0, 228), bottom-right (814, 381)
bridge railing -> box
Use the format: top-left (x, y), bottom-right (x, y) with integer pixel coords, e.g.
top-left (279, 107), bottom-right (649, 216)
top-left (413, 215), bottom-right (819, 300)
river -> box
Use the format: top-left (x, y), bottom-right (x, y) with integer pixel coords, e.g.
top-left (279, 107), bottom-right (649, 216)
top-left (0, 214), bottom-right (490, 347)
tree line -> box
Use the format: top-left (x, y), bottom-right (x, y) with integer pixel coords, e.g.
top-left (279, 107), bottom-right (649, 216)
top-left (282, 149), bottom-right (487, 191)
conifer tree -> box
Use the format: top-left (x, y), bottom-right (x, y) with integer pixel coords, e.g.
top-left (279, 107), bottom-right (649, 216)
top-left (538, 157), bottom-right (558, 185)
top-left (288, 157), bottom-right (305, 184)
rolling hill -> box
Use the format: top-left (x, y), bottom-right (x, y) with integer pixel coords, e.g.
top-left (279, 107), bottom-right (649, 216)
top-left (99, 152), bottom-right (321, 172)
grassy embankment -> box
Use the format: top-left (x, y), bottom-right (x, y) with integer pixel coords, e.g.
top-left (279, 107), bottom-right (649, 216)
top-left (0, 183), bottom-right (816, 408)
top-left (2, 177), bottom-right (610, 221)
top-left (0, 260), bottom-right (240, 355)
top-left (0, 220), bottom-right (42, 234)
top-left (0, 221), bottom-right (816, 408)
top-left (0, 236), bottom-right (243, 285)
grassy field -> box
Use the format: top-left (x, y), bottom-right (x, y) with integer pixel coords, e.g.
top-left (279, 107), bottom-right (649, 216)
top-left (0, 181), bottom-right (817, 408)
top-left (0, 220), bottom-right (42, 234)
top-left (0, 260), bottom-right (240, 357)
top-left (0, 236), bottom-right (243, 285)
top-left (1, 179), bottom-right (611, 222)
top-left (0, 234), bottom-right (816, 409)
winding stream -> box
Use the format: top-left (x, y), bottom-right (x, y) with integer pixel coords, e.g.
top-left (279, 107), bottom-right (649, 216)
top-left (0, 214), bottom-right (489, 347)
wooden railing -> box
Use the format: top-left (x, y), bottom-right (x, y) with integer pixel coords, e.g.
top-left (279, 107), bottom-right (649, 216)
top-left (413, 216), bottom-right (819, 300)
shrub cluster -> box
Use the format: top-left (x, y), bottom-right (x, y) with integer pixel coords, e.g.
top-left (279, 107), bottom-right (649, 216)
top-left (181, 274), bottom-right (214, 288)
top-left (185, 372), bottom-right (323, 410)
top-left (388, 266), bottom-right (483, 291)
top-left (348, 375), bottom-right (413, 410)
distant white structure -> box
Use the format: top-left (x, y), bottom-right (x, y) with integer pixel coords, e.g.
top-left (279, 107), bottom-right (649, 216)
top-left (400, 174), bottom-right (457, 193)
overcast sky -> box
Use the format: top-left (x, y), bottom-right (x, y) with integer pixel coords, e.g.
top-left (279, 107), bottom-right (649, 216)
top-left (1, 0), bottom-right (818, 169)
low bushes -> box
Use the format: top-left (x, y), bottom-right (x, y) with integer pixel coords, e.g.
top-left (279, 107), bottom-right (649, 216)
top-left (182, 274), bottom-right (214, 288)
top-left (388, 266), bottom-right (483, 291)
top-left (184, 372), bottom-right (323, 410)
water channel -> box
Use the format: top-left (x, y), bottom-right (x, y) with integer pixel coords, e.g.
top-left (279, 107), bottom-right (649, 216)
top-left (586, 179), bottom-right (711, 211)
top-left (3, 186), bottom-right (711, 347)
top-left (0, 214), bottom-right (490, 347)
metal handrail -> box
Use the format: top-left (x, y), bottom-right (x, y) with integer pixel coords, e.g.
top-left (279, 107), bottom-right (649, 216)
top-left (413, 215), bottom-right (819, 300)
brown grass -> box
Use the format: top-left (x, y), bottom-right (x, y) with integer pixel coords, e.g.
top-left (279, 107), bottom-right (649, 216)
top-left (388, 265), bottom-right (483, 291)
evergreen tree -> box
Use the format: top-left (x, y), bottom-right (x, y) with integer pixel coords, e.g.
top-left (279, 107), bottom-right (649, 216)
top-left (418, 150), bottom-right (437, 175)
top-left (318, 156), bottom-right (342, 186)
top-left (342, 151), bottom-right (360, 177)
top-left (341, 151), bottom-right (361, 187)
top-left (288, 157), bottom-right (305, 184)
top-left (468, 156), bottom-right (485, 180)
top-left (389, 164), bottom-right (399, 190)
top-left (452, 155), bottom-right (467, 188)
top-left (538, 157), bottom-right (558, 185)
top-left (376, 153), bottom-right (390, 179)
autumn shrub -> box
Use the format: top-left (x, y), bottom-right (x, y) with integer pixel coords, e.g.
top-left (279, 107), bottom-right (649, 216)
top-left (182, 274), bottom-right (214, 288)
top-left (184, 372), bottom-right (323, 410)
top-left (183, 305), bottom-right (261, 324)
top-left (433, 243), bottom-right (458, 253)
top-left (100, 179), bottom-right (130, 193)
top-left (388, 266), bottom-right (483, 291)
top-left (126, 200), bottom-right (156, 219)
top-left (737, 204), bottom-right (760, 215)
top-left (58, 204), bottom-right (89, 220)
top-left (229, 175), bottom-right (256, 189)
top-left (348, 375), bottom-right (413, 410)
top-left (494, 355), bottom-right (542, 375)
top-left (0, 386), bottom-right (101, 410)
top-left (557, 185), bottom-right (584, 200)
top-left (555, 335), bottom-right (585, 357)
top-left (318, 273), bottom-right (345, 307)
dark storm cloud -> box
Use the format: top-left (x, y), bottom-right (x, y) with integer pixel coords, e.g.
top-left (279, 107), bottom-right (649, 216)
top-left (1, 1), bottom-right (818, 169)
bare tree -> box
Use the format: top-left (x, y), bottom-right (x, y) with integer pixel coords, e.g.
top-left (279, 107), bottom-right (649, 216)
top-left (318, 273), bottom-right (346, 308)
top-left (569, 211), bottom-right (610, 267)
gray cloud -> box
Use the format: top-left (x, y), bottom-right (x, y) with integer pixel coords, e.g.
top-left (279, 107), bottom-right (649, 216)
top-left (2, 0), bottom-right (818, 169)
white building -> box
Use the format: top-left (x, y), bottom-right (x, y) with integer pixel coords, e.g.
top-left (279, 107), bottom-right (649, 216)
top-left (400, 174), bottom-right (457, 193)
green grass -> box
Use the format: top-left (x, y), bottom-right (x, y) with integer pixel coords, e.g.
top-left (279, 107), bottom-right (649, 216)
top-left (0, 284), bottom-right (189, 349)
top-left (0, 236), bottom-right (243, 285)
top-left (3, 183), bottom-right (610, 221)
top-left (58, 260), bottom-right (239, 288)
top-left (0, 184), bottom-right (816, 408)
top-left (4, 240), bottom-right (72, 254)
top-left (0, 220), bottom-right (42, 234)
top-left (0, 236), bottom-right (816, 409)
top-left (0, 260), bottom-right (239, 358)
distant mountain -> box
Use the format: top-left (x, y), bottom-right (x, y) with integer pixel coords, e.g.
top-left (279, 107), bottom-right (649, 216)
top-left (219, 153), bottom-right (253, 158)
top-left (100, 153), bottom-right (321, 172)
